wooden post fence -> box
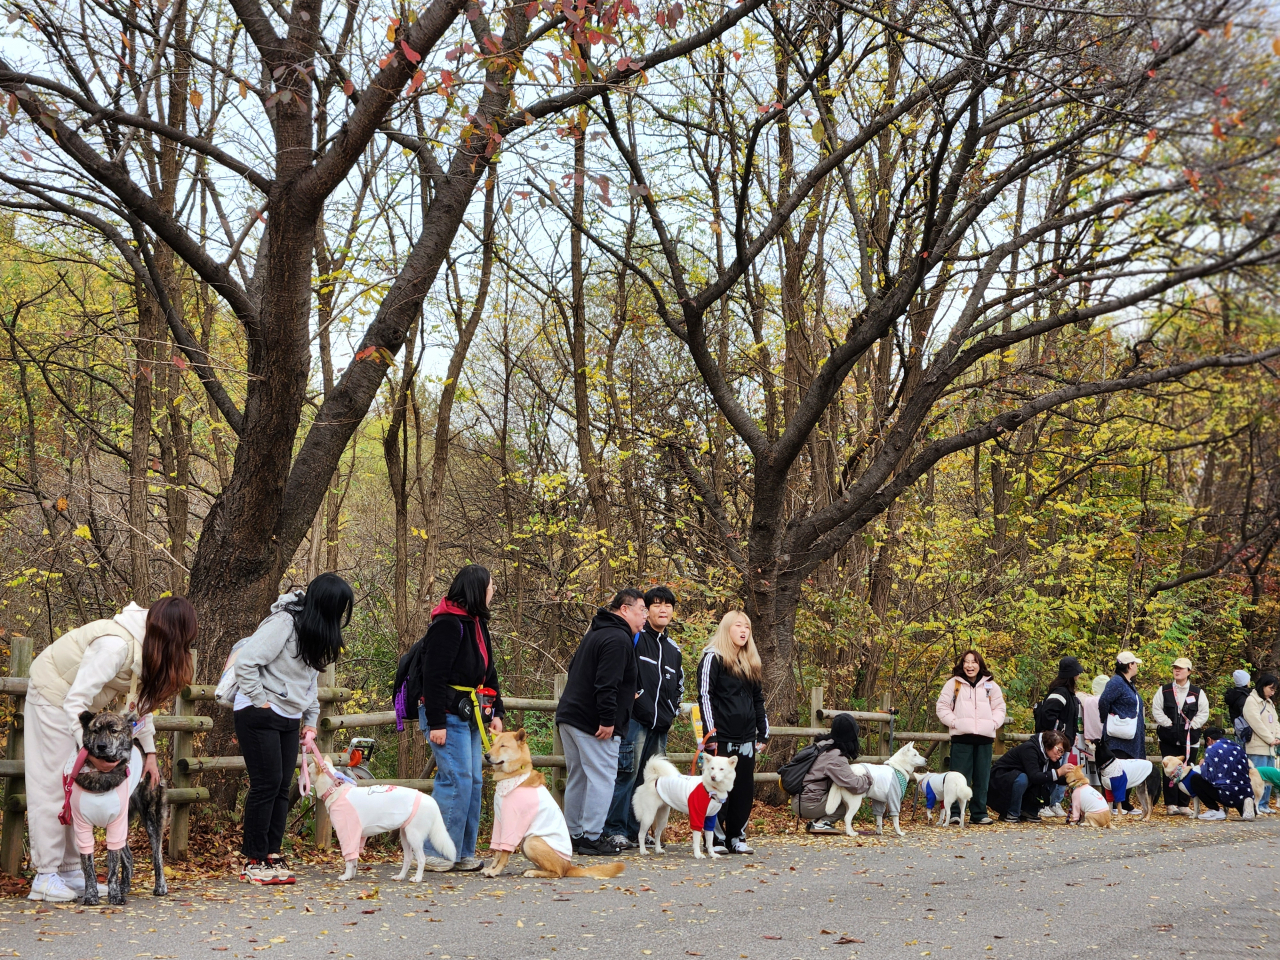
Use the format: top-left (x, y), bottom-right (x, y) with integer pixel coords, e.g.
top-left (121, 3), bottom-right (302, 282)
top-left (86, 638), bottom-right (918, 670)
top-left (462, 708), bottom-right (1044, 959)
top-left (314, 663), bottom-right (337, 851)
top-left (167, 650), bottom-right (198, 861)
top-left (1, 637), bottom-right (32, 876)
top-left (550, 672), bottom-right (567, 806)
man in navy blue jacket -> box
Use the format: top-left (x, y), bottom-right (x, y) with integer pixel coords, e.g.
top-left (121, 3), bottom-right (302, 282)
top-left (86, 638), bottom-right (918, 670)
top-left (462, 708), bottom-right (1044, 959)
top-left (602, 587), bottom-right (684, 848)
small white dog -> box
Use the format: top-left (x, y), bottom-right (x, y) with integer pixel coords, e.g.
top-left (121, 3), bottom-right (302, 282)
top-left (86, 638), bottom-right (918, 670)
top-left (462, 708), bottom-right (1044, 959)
top-left (632, 754), bottom-right (737, 858)
top-left (309, 758), bottom-right (455, 882)
top-left (913, 770), bottom-right (974, 828)
top-left (826, 741), bottom-right (928, 837)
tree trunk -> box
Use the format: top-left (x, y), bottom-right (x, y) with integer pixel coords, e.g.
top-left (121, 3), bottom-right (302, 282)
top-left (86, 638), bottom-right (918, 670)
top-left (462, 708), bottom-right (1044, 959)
top-left (129, 282), bottom-right (160, 603)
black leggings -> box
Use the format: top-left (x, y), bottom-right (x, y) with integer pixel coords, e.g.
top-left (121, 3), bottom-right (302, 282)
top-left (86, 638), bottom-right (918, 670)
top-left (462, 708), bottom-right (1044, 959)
top-left (1187, 773), bottom-right (1247, 814)
top-left (234, 707), bottom-right (300, 860)
top-left (718, 742), bottom-right (756, 842)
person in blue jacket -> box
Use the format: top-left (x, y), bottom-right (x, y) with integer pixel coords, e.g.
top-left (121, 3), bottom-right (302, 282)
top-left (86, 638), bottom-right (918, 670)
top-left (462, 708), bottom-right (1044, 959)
top-left (1096, 651), bottom-right (1148, 815)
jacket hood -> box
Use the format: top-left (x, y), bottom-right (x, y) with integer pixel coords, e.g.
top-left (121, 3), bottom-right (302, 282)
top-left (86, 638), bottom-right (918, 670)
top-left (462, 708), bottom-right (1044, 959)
top-left (112, 601), bottom-right (149, 642)
top-left (590, 607), bottom-right (630, 633)
top-left (270, 590), bottom-right (304, 614)
top-left (1091, 675), bottom-right (1109, 696)
top-left (431, 598), bottom-right (472, 620)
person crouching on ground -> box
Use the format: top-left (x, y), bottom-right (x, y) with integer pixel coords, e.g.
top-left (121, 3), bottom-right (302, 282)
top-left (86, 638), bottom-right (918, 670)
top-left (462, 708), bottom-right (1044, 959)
top-left (1181, 726), bottom-right (1256, 821)
top-left (934, 649), bottom-right (1006, 825)
top-left (555, 588), bottom-right (644, 855)
top-left (603, 585), bottom-right (683, 850)
top-left (988, 730), bottom-right (1074, 823)
top-left (416, 564), bottom-right (506, 872)
top-left (795, 714), bottom-right (872, 833)
top-left (697, 611), bottom-right (770, 854)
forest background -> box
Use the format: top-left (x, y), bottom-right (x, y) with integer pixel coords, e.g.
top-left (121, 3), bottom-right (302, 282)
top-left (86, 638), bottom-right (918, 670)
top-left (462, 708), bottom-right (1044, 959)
top-left (1, 1), bottom-right (1279, 781)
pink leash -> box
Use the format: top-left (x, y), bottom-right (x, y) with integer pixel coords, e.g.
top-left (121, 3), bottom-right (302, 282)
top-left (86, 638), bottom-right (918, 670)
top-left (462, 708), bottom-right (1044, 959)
top-left (298, 731), bottom-right (339, 798)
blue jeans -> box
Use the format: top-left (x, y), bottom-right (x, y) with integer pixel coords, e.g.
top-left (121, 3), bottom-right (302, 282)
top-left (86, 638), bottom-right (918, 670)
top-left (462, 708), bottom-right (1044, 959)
top-left (1006, 773), bottom-right (1030, 818)
top-left (1249, 753), bottom-right (1275, 809)
top-left (419, 708), bottom-right (483, 862)
top-left (603, 720), bottom-right (668, 839)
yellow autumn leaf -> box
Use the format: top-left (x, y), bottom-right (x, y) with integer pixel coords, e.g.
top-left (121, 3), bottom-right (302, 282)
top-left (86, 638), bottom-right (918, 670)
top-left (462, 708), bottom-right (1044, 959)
top-left (386, 24), bottom-right (396, 42)
top-left (189, 90), bottom-right (203, 109)
top-left (1272, 37), bottom-right (1280, 56)
top-left (73, 524), bottom-right (91, 539)
top-left (811, 119), bottom-right (825, 142)
top-left (239, 80), bottom-right (249, 98)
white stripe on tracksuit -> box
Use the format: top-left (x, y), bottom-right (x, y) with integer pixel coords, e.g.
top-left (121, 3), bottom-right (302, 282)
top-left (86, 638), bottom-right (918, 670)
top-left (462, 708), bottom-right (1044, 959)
top-left (698, 655), bottom-right (716, 737)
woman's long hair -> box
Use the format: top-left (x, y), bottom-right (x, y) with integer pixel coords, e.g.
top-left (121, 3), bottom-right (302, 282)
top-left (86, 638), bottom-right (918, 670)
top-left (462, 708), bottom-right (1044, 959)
top-left (137, 596), bottom-right (197, 715)
top-left (949, 649), bottom-right (992, 681)
top-left (1047, 671), bottom-right (1077, 693)
top-left (289, 573), bottom-right (353, 672)
top-left (445, 564), bottom-right (492, 621)
top-left (704, 611), bottom-right (763, 684)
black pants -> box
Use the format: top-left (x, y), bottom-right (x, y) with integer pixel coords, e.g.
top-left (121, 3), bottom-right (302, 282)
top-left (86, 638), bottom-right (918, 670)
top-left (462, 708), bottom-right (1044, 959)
top-left (1158, 734), bottom-right (1200, 805)
top-left (234, 707), bottom-right (300, 860)
top-left (718, 742), bottom-right (756, 843)
top-left (1185, 772), bottom-right (1247, 814)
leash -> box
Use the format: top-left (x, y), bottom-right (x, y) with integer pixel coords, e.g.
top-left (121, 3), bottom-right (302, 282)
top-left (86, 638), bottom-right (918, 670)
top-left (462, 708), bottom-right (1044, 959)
top-left (449, 685), bottom-right (496, 752)
top-left (58, 748), bottom-right (91, 826)
top-left (691, 726), bottom-right (717, 774)
top-left (298, 731), bottom-right (352, 798)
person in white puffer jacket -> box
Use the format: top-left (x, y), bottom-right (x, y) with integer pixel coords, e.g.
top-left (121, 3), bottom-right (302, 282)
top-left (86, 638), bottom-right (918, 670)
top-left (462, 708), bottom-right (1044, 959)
top-left (25, 597), bottom-right (196, 902)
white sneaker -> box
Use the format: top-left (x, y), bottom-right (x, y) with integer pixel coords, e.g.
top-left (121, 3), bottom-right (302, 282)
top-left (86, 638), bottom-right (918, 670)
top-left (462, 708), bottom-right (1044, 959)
top-left (57, 870), bottom-right (86, 896)
top-left (1038, 807), bottom-right (1056, 818)
top-left (421, 855), bottom-right (454, 873)
top-left (1050, 804), bottom-right (1067, 818)
top-left (728, 838), bottom-right (754, 855)
top-left (1197, 809), bottom-right (1227, 821)
top-left (1256, 804), bottom-right (1273, 815)
top-left (1242, 799), bottom-right (1256, 820)
top-left (28, 873), bottom-right (78, 902)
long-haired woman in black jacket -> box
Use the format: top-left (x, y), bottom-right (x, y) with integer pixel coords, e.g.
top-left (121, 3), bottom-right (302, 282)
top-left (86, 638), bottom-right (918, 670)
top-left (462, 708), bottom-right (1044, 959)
top-left (416, 565), bottom-right (505, 872)
top-left (697, 611), bottom-right (769, 854)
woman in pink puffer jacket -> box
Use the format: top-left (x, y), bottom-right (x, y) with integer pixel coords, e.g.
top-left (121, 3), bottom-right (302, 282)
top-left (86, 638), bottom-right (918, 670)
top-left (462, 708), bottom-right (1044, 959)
top-left (935, 650), bottom-right (1007, 825)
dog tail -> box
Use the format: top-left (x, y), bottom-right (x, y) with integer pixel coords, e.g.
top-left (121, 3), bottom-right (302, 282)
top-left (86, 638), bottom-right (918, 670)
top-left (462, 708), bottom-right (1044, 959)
top-left (424, 804), bottom-right (457, 863)
top-left (643, 755), bottom-right (680, 785)
top-left (565, 861), bottom-right (625, 879)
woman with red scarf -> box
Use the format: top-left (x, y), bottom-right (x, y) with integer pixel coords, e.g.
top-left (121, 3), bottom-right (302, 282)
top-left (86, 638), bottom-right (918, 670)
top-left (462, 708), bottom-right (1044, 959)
top-left (416, 565), bottom-right (505, 871)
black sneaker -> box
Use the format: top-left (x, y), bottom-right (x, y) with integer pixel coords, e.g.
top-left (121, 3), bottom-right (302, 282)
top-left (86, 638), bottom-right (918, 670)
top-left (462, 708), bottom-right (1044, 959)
top-left (576, 835), bottom-right (618, 856)
top-left (570, 834), bottom-right (586, 854)
top-left (1019, 811), bottom-right (1042, 823)
top-left (999, 813), bottom-right (1019, 823)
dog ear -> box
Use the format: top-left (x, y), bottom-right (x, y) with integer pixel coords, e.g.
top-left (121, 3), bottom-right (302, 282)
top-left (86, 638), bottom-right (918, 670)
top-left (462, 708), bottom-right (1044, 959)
top-left (515, 729), bottom-right (527, 742)
top-left (79, 710), bottom-right (95, 731)
top-left (727, 755), bottom-right (738, 768)
top-left (123, 710), bottom-right (139, 727)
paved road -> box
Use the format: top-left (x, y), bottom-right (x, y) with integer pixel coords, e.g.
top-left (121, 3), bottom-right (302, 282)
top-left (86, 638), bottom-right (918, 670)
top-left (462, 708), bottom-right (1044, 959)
top-left (2, 815), bottom-right (1277, 960)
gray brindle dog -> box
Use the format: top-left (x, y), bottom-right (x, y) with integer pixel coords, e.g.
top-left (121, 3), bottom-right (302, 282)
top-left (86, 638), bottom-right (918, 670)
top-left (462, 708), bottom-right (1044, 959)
top-left (76, 711), bottom-right (167, 905)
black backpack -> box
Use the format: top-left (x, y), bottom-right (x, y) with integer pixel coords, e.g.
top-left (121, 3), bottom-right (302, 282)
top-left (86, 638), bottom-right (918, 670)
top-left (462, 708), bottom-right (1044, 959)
top-left (394, 638), bottom-right (426, 720)
top-left (778, 743), bottom-right (822, 796)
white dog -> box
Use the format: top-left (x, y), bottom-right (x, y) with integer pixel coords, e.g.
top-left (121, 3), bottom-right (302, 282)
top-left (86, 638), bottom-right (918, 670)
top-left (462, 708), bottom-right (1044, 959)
top-left (309, 758), bottom-right (455, 882)
top-left (632, 755), bottom-right (738, 858)
top-left (913, 770), bottom-right (974, 828)
top-left (825, 741), bottom-right (928, 837)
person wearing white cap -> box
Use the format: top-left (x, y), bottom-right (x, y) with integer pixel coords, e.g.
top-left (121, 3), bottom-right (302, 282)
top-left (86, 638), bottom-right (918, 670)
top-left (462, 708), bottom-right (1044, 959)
top-left (1151, 657), bottom-right (1209, 816)
top-left (1097, 651), bottom-right (1147, 814)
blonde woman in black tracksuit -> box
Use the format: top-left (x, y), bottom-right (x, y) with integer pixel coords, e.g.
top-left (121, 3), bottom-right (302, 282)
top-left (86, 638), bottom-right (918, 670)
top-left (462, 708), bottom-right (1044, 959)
top-left (696, 611), bottom-right (769, 854)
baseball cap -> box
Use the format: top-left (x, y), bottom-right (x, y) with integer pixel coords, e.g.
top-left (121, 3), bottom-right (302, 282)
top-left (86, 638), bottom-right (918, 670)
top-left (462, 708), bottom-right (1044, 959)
top-left (1116, 651), bottom-right (1142, 665)
top-left (1172, 657), bottom-right (1193, 671)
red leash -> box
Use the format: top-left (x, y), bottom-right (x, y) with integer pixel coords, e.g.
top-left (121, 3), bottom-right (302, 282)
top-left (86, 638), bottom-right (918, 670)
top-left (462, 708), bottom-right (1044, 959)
top-left (58, 748), bottom-right (90, 826)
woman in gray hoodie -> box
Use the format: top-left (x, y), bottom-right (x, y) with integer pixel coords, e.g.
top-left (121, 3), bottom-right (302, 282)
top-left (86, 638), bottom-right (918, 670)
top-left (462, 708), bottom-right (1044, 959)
top-left (794, 714), bottom-right (872, 832)
top-left (232, 573), bottom-right (352, 884)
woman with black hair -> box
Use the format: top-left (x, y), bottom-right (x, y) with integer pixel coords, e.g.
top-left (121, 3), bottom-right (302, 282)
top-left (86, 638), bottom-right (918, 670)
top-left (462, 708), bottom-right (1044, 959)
top-left (1033, 656), bottom-right (1086, 817)
top-left (233, 573), bottom-right (353, 884)
top-left (935, 650), bottom-right (1007, 825)
top-left (416, 564), bottom-right (505, 872)
top-left (793, 714), bottom-right (873, 833)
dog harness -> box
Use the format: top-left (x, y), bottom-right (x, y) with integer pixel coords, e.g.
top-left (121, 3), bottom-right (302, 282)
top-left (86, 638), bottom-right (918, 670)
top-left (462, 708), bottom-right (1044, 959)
top-left (490, 772), bottom-right (573, 862)
top-left (654, 774), bottom-right (727, 832)
top-left (66, 745), bottom-right (142, 854)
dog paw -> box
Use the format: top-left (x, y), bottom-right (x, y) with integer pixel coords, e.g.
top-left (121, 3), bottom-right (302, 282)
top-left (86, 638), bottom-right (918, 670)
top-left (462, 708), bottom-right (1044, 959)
top-left (481, 868), bottom-right (500, 878)
top-left (694, 852), bottom-right (705, 859)
top-left (108, 894), bottom-right (126, 906)
top-left (522, 869), bottom-right (540, 878)
top-left (153, 884), bottom-right (168, 897)
top-left (82, 896), bottom-right (100, 907)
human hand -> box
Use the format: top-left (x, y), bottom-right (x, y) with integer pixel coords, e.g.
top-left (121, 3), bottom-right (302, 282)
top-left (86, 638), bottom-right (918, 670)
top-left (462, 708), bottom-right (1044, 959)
top-left (430, 728), bottom-right (447, 746)
top-left (142, 752), bottom-right (161, 787)
top-left (301, 726), bottom-right (317, 743)
top-left (595, 725), bottom-right (615, 741)
top-left (490, 716), bottom-right (504, 734)
top-left (756, 742), bottom-right (766, 754)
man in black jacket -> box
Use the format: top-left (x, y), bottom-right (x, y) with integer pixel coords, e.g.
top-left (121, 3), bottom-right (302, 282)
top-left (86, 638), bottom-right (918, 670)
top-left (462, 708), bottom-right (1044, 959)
top-left (602, 586), bottom-right (683, 848)
top-left (554, 588), bottom-right (645, 855)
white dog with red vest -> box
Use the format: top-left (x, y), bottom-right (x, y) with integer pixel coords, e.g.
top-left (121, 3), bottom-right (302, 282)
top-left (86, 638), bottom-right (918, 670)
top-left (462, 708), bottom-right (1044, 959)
top-left (307, 757), bottom-right (454, 882)
top-left (632, 754), bottom-right (738, 858)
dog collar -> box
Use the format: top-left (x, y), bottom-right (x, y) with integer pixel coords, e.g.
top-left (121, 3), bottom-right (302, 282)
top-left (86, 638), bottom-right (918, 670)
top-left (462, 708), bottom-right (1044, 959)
top-left (319, 781), bottom-right (348, 803)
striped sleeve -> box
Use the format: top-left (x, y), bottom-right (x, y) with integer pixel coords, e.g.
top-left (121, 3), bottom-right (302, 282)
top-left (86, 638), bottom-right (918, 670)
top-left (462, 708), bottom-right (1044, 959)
top-left (697, 652), bottom-right (717, 742)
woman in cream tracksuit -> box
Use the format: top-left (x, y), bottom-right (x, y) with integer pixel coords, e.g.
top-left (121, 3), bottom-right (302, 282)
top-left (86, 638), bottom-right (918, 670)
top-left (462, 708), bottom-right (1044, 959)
top-left (24, 598), bottom-right (196, 902)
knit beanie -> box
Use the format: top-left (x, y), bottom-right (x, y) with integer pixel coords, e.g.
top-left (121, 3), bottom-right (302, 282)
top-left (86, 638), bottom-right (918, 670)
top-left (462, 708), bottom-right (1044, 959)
top-left (1233, 669), bottom-right (1251, 687)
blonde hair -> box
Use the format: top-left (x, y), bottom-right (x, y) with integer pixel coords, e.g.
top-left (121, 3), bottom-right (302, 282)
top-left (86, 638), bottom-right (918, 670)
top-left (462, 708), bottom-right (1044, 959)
top-left (705, 611), bottom-right (763, 684)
